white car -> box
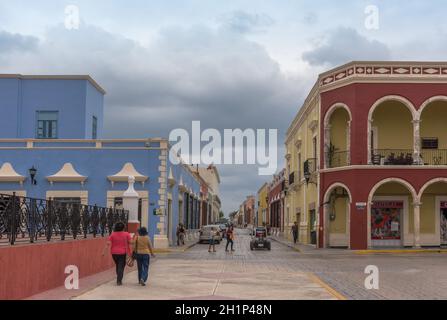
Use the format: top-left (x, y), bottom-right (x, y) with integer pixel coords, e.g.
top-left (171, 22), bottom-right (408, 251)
top-left (199, 225), bottom-right (223, 244)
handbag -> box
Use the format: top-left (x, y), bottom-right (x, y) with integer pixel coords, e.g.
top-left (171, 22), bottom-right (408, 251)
top-left (131, 236), bottom-right (138, 260)
top-left (126, 255), bottom-right (134, 267)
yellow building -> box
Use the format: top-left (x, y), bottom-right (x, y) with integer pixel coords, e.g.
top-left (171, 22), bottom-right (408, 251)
top-left (285, 83), bottom-right (320, 245)
top-left (257, 183), bottom-right (269, 227)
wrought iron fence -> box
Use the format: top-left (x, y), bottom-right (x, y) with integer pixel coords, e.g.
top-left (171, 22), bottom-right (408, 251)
top-left (371, 149), bottom-right (415, 165)
top-left (420, 149), bottom-right (447, 166)
top-left (288, 171), bottom-right (295, 185)
top-left (326, 150), bottom-right (349, 168)
top-left (304, 158), bottom-right (317, 174)
top-left (0, 193), bottom-right (129, 245)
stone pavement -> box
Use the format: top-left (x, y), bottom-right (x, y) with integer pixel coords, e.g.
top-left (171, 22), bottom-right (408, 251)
top-left (74, 229), bottom-right (337, 300)
top-left (32, 228), bottom-right (447, 300)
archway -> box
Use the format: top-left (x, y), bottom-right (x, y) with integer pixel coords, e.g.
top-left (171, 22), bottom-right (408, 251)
top-left (324, 103), bottom-right (352, 168)
top-left (323, 183), bottom-right (352, 248)
top-left (419, 97), bottom-right (447, 165)
top-left (368, 96), bottom-right (417, 165)
top-left (367, 178), bottom-right (417, 247)
top-left (418, 178), bottom-right (447, 246)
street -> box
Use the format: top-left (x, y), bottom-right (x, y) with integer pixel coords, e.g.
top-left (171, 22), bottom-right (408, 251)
top-left (74, 229), bottom-right (447, 300)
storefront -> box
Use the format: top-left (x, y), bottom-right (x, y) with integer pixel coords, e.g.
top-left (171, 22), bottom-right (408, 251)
top-left (371, 200), bottom-right (403, 247)
top-left (441, 201), bottom-right (447, 245)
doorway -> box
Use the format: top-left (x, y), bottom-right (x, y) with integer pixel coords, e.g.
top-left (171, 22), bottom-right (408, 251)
top-left (441, 201), bottom-right (447, 246)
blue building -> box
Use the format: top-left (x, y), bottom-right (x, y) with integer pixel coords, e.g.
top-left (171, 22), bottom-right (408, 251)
top-left (0, 74), bottom-right (201, 248)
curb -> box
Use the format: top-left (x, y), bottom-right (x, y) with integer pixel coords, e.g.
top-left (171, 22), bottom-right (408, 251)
top-left (270, 237), bottom-right (301, 252)
top-left (307, 273), bottom-right (347, 300)
top-left (153, 241), bottom-right (198, 254)
top-left (354, 248), bottom-right (447, 255)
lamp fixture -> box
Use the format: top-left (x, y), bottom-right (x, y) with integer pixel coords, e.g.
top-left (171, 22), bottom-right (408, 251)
top-left (29, 166), bottom-right (37, 185)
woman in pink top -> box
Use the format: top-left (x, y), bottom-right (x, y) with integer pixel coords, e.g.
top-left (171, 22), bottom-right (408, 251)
top-left (102, 222), bottom-right (132, 286)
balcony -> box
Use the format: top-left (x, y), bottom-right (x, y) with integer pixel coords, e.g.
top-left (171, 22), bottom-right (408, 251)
top-left (326, 150), bottom-right (349, 168)
top-left (289, 171), bottom-right (295, 185)
top-left (304, 158), bottom-right (317, 174)
top-left (288, 171), bottom-right (301, 190)
top-left (371, 149), bottom-right (415, 165)
top-left (420, 149), bottom-right (447, 165)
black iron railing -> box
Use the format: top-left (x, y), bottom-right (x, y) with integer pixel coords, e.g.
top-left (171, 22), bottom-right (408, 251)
top-left (0, 193), bottom-right (129, 245)
top-left (289, 171), bottom-right (295, 185)
top-left (371, 149), bottom-right (414, 165)
top-left (420, 149), bottom-right (447, 166)
top-left (326, 150), bottom-right (349, 168)
top-left (304, 158), bottom-right (317, 175)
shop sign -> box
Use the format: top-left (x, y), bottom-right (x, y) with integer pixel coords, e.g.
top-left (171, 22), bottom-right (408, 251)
top-left (356, 202), bottom-right (367, 210)
top-left (372, 201), bottom-right (403, 209)
top-left (153, 207), bottom-right (164, 215)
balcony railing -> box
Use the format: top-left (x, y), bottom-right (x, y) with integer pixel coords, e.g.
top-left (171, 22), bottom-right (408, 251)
top-left (326, 150), bottom-right (349, 168)
top-left (0, 193), bottom-right (129, 245)
top-left (289, 171), bottom-right (295, 185)
top-left (420, 149), bottom-right (447, 166)
top-left (304, 158), bottom-right (317, 175)
top-left (371, 149), bottom-right (415, 165)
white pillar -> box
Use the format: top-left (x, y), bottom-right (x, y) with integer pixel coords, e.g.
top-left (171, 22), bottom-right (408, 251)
top-left (413, 202), bottom-right (421, 248)
top-left (324, 124), bottom-right (331, 168)
top-left (346, 121), bottom-right (351, 166)
top-left (367, 119), bottom-right (373, 165)
top-left (412, 120), bottom-right (422, 164)
top-left (123, 175), bottom-right (139, 234)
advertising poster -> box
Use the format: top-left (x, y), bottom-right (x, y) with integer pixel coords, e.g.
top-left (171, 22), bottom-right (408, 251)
top-left (371, 201), bottom-right (403, 240)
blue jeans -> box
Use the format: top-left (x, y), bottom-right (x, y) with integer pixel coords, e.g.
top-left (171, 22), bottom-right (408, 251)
top-left (136, 254), bottom-right (150, 282)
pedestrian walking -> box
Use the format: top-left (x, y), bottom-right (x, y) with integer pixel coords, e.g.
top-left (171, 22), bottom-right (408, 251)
top-left (208, 226), bottom-right (219, 253)
top-left (132, 227), bottom-right (156, 286)
top-left (225, 225), bottom-right (235, 252)
top-left (102, 221), bottom-right (132, 286)
top-left (291, 221), bottom-right (299, 244)
top-left (176, 223), bottom-right (185, 246)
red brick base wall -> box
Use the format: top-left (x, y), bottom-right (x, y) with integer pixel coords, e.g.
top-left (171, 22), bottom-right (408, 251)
top-left (0, 238), bottom-right (114, 300)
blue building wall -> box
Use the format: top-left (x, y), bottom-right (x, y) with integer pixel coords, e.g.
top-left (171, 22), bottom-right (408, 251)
top-left (0, 75), bottom-right (202, 246)
top-left (0, 76), bottom-right (104, 139)
top-left (0, 140), bottom-right (201, 244)
top-left (0, 78), bottom-right (20, 137)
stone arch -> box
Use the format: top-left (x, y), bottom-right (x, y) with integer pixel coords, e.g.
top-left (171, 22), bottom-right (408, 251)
top-left (367, 95), bottom-right (418, 164)
top-left (323, 182), bottom-right (352, 248)
top-left (418, 95), bottom-right (447, 119)
top-left (324, 103), bottom-right (353, 127)
top-left (418, 177), bottom-right (447, 201)
top-left (367, 177), bottom-right (418, 248)
top-left (324, 103), bottom-right (352, 168)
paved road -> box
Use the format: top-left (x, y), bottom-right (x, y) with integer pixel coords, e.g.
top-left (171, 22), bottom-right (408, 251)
top-left (75, 229), bottom-right (336, 300)
top-left (75, 228), bottom-right (447, 300)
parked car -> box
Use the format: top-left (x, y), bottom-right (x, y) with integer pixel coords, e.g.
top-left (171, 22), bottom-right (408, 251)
top-left (250, 227), bottom-right (271, 250)
top-left (199, 225), bottom-right (223, 244)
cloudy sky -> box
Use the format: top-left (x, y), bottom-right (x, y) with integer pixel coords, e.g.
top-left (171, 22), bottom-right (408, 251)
top-left (1, 1), bottom-right (446, 214)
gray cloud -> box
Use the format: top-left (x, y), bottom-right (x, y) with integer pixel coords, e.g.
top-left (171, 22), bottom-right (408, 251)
top-left (302, 27), bottom-right (391, 67)
top-left (0, 30), bottom-right (38, 52)
top-left (218, 11), bottom-right (275, 34)
top-left (0, 23), bottom-right (304, 214)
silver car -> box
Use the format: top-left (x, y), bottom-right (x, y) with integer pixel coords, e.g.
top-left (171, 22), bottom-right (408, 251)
top-left (199, 225), bottom-right (223, 244)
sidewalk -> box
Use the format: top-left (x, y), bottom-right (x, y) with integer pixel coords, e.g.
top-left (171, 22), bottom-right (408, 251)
top-left (270, 233), bottom-right (447, 255)
top-left (27, 237), bottom-right (198, 300)
top-left (269, 233), bottom-right (350, 255)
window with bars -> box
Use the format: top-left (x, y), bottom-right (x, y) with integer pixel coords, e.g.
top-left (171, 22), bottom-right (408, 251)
top-left (36, 111), bottom-right (58, 139)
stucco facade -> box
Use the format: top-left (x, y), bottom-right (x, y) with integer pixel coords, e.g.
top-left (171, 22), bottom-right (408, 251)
top-left (286, 61), bottom-right (447, 249)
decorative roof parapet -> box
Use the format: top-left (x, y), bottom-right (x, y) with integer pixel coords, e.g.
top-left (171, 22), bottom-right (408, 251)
top-left (108, 162), bottom-right (148, 186)
top-left (319, 61), bottom-right (447, 89)
top-left (0, 163), bottom-right (26, 185)
top-left (47, 163), bottom-right (87, 185)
